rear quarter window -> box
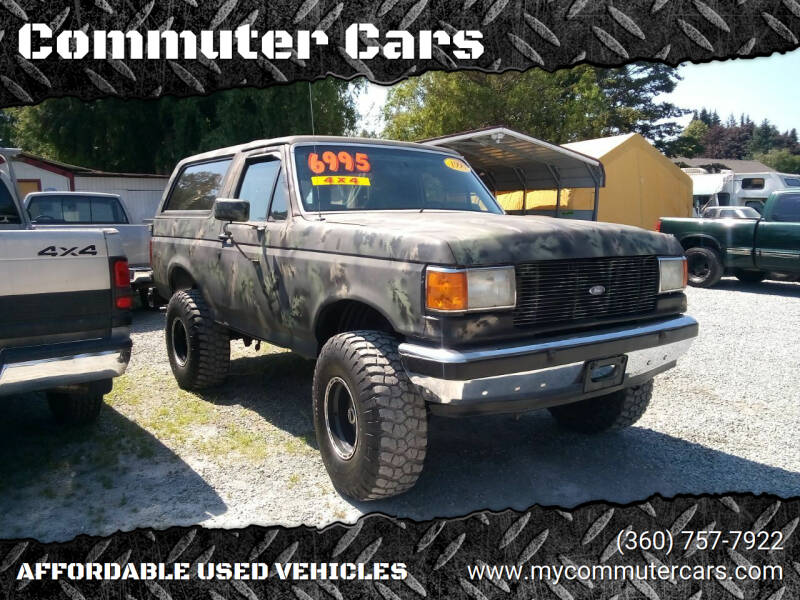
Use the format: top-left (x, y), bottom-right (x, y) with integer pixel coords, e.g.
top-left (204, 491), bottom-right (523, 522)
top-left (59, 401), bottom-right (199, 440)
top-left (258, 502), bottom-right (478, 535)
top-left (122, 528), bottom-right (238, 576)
top-left (164, 159), bottom-right (232, 211)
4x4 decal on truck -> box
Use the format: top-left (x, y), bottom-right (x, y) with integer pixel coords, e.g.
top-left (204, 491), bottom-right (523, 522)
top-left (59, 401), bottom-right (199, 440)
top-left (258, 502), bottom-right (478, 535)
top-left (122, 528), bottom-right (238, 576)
top-left (38, 245), bottom-right (98, 257)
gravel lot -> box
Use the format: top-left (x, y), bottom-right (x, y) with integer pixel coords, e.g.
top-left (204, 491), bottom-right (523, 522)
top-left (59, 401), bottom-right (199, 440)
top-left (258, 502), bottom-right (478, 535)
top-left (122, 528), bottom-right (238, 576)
top-left (1, 279), bottom-right (799, 542)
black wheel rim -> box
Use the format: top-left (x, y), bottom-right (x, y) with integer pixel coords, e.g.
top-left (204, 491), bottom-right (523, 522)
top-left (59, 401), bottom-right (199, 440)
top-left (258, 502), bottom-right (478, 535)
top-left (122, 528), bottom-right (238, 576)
top-left (688, 254), bottom-right (710, 280)
top-left (324, 377), bottom-right (358, 461)
top-left (171, 318), bottom-right (189, 367)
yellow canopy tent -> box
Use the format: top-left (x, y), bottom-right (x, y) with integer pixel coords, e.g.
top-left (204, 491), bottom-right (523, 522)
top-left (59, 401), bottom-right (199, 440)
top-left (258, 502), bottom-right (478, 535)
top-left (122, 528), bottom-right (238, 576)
top-left (497, 133), bottom-right (693, 230)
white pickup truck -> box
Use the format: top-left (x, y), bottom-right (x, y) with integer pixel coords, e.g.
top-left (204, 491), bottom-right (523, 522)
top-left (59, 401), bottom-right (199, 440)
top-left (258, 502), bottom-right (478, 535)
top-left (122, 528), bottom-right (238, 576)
top-left (24, 191), bottom-right (153, 302)
top-left (0, 150), bottom-right (132, 423)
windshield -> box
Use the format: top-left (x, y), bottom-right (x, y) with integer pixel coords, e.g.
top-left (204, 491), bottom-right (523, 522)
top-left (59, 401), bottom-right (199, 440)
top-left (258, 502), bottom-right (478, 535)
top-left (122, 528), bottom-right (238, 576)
top-left (293, 144), bottom-right (502, 214)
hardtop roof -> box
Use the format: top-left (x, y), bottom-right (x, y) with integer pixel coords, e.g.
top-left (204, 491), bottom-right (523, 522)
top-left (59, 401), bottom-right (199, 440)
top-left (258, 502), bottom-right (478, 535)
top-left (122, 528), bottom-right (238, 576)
top-left (178, 136), bottom-right (461, 166)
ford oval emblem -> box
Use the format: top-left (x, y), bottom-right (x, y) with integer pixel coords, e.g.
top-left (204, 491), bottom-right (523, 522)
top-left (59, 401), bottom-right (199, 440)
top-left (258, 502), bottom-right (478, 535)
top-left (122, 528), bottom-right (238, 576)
top-left (589, 285), bottom-right (606, 296)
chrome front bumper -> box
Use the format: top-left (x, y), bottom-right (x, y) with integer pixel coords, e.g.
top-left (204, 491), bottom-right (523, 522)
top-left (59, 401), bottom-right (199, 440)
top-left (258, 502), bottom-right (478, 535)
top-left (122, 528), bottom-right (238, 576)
top-left (399, 315), bottom-right (698, 416)
top-left (0, 339), bottom-right (131, 396)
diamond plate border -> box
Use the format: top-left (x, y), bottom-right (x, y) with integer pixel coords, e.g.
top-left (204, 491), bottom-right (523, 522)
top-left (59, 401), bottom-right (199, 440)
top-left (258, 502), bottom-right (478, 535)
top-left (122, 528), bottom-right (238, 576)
top-left (0, 0), bottom-right (798, 106)
top-left (0, 494), bottom-right (797, 599)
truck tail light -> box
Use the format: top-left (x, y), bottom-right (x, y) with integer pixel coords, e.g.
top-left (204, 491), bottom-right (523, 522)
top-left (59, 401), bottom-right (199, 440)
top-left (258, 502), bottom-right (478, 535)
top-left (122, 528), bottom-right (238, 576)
top-left (112, 257), bottom-right (133, 310)
top-left (655, 219), bottom-right (662, 232)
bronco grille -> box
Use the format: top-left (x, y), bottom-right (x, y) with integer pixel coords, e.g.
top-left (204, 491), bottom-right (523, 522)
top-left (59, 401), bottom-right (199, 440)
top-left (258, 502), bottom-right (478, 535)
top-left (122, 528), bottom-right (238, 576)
top-left (513, 256), bottom-right (659, 328)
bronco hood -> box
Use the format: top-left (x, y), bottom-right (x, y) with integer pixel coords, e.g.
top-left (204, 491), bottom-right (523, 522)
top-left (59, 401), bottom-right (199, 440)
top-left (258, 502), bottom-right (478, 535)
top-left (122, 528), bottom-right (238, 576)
top-left (313, 211), bottom-right (684, 265)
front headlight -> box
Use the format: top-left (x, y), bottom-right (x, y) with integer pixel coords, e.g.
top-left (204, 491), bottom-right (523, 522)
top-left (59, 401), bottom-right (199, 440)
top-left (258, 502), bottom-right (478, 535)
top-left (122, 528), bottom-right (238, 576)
top-left (426, 266), bottom-right (516, 312)
top-left (658, 257), bottom-right (688, 293)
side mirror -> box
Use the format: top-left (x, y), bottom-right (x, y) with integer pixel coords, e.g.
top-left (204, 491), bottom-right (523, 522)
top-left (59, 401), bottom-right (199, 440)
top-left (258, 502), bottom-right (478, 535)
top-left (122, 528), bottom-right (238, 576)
top-left (213, 198), bottom-right (250, 222)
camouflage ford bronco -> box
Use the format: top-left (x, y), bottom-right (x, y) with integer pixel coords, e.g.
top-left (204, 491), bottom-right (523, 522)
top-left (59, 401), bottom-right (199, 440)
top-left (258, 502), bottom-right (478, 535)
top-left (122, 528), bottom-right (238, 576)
top-left (152, 136), bottom-right (698, 501)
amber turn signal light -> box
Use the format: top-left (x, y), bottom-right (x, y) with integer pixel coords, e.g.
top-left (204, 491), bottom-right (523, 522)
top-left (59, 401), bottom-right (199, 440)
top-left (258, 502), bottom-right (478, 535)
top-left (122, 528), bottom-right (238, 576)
top-left (426, 269), bottom-right (468, 311)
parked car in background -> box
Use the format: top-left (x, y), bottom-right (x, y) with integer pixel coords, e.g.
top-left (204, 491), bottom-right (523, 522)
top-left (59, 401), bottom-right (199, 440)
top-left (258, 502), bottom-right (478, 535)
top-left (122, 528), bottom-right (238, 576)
top-left (659, 189), bottom-right (800, 287)
top-left (702, 206), bottom-right (762, 219)
top-left (152, 136), bottom-right (697, 501)
top-left (24, 191), bottom-right (153, 304)
top-left (0, 151), bottom-right (132, 423)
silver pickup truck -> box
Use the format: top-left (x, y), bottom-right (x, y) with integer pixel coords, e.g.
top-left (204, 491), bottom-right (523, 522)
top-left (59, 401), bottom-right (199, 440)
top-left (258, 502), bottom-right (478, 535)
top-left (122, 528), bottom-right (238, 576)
top-left (0, 151), bottom-right (132, 424)
top-left (24, 191), bottom-right (153, 300)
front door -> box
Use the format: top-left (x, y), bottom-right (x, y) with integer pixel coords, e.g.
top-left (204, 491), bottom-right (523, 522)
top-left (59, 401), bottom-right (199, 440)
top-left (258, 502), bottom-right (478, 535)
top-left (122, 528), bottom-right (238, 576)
top-left (755, 192), bottom-right (800, 273)
top-left (219, 151), bottom-right (293, 346)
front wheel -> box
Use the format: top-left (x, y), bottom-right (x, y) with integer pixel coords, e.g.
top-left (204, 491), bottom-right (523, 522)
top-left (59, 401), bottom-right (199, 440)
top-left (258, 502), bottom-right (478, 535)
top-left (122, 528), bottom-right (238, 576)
top-left (548, 380), bottom-right (653, 433)
top-left (312, 331), bottom-right (428, 501)
top-left (685, 247), bottom-right (723, 287)
top-left (165, 289), bottom-right (230, 390)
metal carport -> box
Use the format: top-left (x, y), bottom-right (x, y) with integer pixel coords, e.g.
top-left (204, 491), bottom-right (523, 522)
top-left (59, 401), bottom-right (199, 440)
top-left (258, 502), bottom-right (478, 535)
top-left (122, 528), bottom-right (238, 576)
top-left (423, 127), bottom-right (605, 220)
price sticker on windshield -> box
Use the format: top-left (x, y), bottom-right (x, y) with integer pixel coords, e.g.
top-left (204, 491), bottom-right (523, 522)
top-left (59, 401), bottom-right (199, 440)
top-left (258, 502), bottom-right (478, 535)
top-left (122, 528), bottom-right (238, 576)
top-left (308, 151), bottom-right (371, 174)
top-left (312, 176), bottom-right (371, 186)
top-left (444, 157), bottom-right (470, 172)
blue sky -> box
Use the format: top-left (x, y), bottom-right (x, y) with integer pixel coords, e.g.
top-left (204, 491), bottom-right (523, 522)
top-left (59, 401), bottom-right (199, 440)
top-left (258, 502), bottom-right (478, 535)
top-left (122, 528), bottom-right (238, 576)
top-left (356, 49), bottom-right (800, 135)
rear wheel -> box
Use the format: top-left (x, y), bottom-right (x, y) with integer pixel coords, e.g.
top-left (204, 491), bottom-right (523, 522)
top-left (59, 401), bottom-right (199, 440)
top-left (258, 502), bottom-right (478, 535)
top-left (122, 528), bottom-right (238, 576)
top-left (548, 380), bottom-right (653, 433)
top-left (685, 247), bottom-right (723, 287)
top-left (165, 289), bottom-right (230, 390)
top-left (47, 380), bottom-right (111, 425)
top-left (734, 270), bottom-right (766, 284)
top-left (312, 331), bottom-right (428, 501)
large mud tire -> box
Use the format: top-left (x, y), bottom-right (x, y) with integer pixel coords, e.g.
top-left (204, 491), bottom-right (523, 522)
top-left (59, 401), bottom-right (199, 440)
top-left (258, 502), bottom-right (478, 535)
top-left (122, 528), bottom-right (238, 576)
top-left (165, 289), bottom-right (230, 390)
top-left (313, 331), bottom-right (428, 501)
top-left (548, 380), bottom-right (654, 433)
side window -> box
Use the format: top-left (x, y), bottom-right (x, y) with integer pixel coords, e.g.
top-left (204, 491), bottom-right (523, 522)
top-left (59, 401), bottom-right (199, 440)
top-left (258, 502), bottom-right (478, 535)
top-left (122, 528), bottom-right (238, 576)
top-left (91, 197), bottom-right (127, 224)
top-left (236, 158), bottom-right (281, 221)
top-left (784, 177), bottom-right (800, 187)
top-left (745, 200), bottom-right (765, 214)
top-left (269, 170), bottom-right (289, 221)
top-left (717, 192), bottom-right (730, 206)
top-left (0, 182), bottom-right (20, 224)
top-left (741, 178), bottom-right (765, 190)
top-left (28, 197), bottom-right (62, 222)
top-left (164, 159), bottom-right (232, 211)
top-left (771, 194), bottom-right (800, 222)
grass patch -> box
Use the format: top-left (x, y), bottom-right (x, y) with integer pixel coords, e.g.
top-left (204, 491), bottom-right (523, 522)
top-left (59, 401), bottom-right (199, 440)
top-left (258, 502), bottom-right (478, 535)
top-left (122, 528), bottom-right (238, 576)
top-left (198, 424), bottom-right (269, 462)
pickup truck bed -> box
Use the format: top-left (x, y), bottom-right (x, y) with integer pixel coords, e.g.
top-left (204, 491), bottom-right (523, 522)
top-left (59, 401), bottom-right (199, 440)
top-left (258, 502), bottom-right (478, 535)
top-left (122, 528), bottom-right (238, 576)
top-left (0, 152), bottom-right (133, 423)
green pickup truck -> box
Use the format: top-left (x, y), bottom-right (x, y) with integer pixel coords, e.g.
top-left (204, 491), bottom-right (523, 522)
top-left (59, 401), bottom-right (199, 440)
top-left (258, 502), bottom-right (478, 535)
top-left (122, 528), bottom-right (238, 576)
top-left (659, 189), bottom-right (800, 287)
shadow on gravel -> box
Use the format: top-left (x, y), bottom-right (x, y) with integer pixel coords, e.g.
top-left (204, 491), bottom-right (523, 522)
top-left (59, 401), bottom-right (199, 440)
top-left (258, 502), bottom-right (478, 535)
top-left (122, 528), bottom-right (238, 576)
top-left (194, 351), bottom-right (319, 449)
top-left (354, 412), bottom-right (800, 519)
top-left (714, 278), bottom-right (800, 297)
top-left (0, 393), bottom-right (226, 542)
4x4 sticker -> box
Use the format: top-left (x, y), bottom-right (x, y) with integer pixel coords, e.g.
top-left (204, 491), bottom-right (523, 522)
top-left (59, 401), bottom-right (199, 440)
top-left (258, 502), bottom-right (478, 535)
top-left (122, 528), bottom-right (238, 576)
top-left (311, 176), bottom-right (371, 186)
top-left (38, 245), bottom-right (98, 257)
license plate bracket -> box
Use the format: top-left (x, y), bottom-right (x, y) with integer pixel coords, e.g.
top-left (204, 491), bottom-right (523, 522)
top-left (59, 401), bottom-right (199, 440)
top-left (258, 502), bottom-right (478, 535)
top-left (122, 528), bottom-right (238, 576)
top-left (583, 355), bottom-right (627, 393)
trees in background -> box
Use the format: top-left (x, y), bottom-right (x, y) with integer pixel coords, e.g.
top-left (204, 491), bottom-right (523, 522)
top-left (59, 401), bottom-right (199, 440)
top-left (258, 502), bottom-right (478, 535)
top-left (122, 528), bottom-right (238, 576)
top-left (382, 64), bottom-right (686, 152)
top-left (673, 109), bottom-right (800, 173)
top-left (2, 79), bottom-right (360, 174)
